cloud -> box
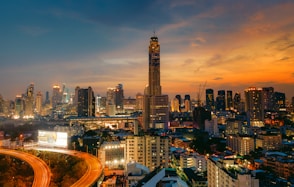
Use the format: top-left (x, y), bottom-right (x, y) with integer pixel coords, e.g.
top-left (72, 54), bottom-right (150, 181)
top-left (213, 77), bottom-right (223, 80)
top-left (183, 58), bottom-right (195, 66)
top-left (267, 34), bottom-right (294, 51)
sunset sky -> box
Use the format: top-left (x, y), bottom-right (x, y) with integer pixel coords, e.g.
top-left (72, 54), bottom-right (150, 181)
top-left (1, 0), bottom-right (294, 101)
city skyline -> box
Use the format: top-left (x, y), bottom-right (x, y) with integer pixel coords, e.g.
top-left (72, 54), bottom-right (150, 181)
top-left (1, 1), bottom-right (294, 100)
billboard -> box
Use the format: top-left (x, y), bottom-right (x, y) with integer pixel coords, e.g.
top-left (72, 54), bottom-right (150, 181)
top-left (38, 130), bottom-right (68, 148)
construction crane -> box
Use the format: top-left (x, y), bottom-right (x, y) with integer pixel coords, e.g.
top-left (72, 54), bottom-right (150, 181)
top-left (196, 81), bottom-right (207, 107)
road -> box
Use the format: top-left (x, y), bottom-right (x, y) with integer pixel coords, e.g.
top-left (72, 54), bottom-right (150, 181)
top-left (0, 148), bottom-right (51, 187)
top-left (35, 148), bottom-right (102, 187)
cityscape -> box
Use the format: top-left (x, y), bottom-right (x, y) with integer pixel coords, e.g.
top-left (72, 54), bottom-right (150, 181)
top-left (1, 1), bottom-right (294, 187)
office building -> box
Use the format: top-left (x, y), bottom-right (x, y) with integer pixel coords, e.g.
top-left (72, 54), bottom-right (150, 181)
top-left (273, 92), bottom-right (286, 111)
top-left (262, 87), bottom-right (274, 111)
top-left (216, 90), bottom-right (226, 111)
top-left (226, 90), bottom-right (233, 110)
top-left (77, 86), bottom-right (95, 117)
top-left (143, 34), bottom-right (169, 130)
top-left (35, 91), bottom-right (43, 114)
top-left (115, 83), bottom-right (124, 113)
top-left (205, 88), bottom-right (214, 111)
top-left (52, 85), bottom-right (62, 109)
top-left (14, 95), bottom-right (24, 118)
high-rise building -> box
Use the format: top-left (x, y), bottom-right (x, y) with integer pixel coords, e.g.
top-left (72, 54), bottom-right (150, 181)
top-left (52, 85), bottom-right (62, 109)
top-left (262, 87), bottom-right (274, 111)
top-left (205, 89), bottom-right (214, 111)
top-left (171, 97), bottom-right (180, 112)
top-left (184, 94), bottom-right (191, 112)
top-left (24, 83), bottom-right (34, 117)
top-left (77, 86), bottom-right (95, 117)
top-left (125, 135), bottom-right (169, 172)
top-left (233, 92), bottom-right (242, 112)
top-left (244, 87), bottom-right (264, 123)
top-left (115, 84), bottom-right (124, 113)
top-left (44, 91), bottom-right (50, 105)
top-left (135, 93), bottom-right (144, 111)
top-left (273, 92), bottom-right (286, 111)
top-left (216, 90), bottom-right (226, 111)
top-left (226, 90), bottom-right (233, 110)
top-left (14, 95), bottom-right (24, 119)
top-left (35, 91), bottom-right (43, 114)
top-left (175, 94), bottom-right (182, 111)
top-left (143, 34), bottom-right (169, 130)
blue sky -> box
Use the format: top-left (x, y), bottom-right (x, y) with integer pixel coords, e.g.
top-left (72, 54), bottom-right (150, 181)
top-left (1, 0), bottom-right (294, 101)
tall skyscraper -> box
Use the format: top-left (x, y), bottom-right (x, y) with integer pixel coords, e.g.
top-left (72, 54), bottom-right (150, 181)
top-left (115, 83), bottom-right (124, 113)
top-left (216, 90), bottom-right (226, 111)
top-left (262, 87), bottom-right (274, 111)
top-left (52, 85), bottom-right (62, 109)
top-left (273, 92), bottom-right (286, 111)
top-left (143, 34), bottom-right (169, 130)
top-left (184, 94), bottom-right (191, 112)
top-left (14, 95), bottom-right (24, 118)
top-left (226, 90), bottom-right (233, 110)
top-left (205, 89), bottom-right (214, 111)
top-left (77, 86), bottom-right (95, 117)
top-left (244, 87), bottom-right (264, 124)
top-left (35, 91), bottom-right (43, 114)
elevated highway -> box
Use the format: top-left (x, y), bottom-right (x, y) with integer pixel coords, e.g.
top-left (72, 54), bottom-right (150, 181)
top-left (0, 149), bottom-right (51, 187)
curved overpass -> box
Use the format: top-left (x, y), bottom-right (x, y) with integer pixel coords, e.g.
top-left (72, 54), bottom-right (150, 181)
top-left (0, 149), bottom-right (51, 187)
top-left (36, 148), bottom-right (102, 187)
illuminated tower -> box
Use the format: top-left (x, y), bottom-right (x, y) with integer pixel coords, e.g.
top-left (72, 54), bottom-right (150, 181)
top-left (244, 87), bottom-right (264, 124)
top-left (143, 34), bottom-right (169, 130)
top-left (147, 34), bottom-right (161, 96)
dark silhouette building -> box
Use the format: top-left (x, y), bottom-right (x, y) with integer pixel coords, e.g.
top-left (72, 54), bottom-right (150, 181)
top-left (77, 86), bottom-right (95, 117)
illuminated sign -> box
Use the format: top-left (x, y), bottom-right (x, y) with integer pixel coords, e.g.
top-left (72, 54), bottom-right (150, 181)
top-left (38, 130), bottom-right (68, 148)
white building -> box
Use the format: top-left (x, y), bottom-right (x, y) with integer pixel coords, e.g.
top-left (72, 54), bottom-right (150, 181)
top-left (125, 135), bottom-right (169, 172)
top-left (207, 157), bottom-right (259, 187)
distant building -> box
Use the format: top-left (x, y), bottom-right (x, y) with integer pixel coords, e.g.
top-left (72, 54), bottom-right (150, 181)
top-left (216, 90), bottom-right (226, 111)
top-left (226, 90), bottom-right (233, 110)
top-left (205, 117), bottom-right (219, 137)
top-left (52, 85), bottom-right (62, 109)
top-left (205, 89), bottom-right (214, 111)
top-left (35, 91), bottom-right (43, 114)
top-left (24, 83), bottom-right (34, 117)
top-left (77, 86), bottom-right (95, 117)
top-left (14, 95), bottom-right (24, 119)
top-left (193, 107), bottom-right (211, 130)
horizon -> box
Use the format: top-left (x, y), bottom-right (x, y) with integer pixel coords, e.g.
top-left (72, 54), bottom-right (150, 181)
top-left (1, 1), bottom-right (294, 100)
